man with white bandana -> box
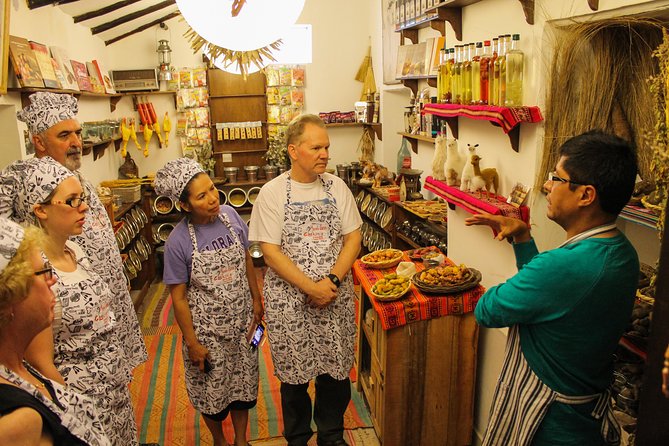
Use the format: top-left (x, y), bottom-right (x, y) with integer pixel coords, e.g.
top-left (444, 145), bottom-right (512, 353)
top-left (2, 92), bottom-right (147, 373)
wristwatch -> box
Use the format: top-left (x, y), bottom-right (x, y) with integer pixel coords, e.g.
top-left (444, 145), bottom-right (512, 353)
top-left (327, 273), bottom-right (341, 288)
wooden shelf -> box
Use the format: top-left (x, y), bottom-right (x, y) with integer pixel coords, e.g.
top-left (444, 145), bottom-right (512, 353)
top-left (398, 132), bottom-right (435, 154)
top-left (326, 122), bottom-right (383, 141)
top-left (588, 0), bottom-right (598, 10)
top-left (9, 86), bottom-right (123, 112)
top-left (210, 93), bottom-right (266, 98)
top-left (397, 76), bottom-right (437, 95)
top-left (397, 0), bottom-right (534, 41)
top-left (82, 136), bottom-right (122, 160)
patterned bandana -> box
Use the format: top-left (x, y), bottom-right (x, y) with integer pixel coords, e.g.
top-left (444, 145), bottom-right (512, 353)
top-left (16, 92), bottom-right (79, 135)
top-left (154, 158), bottom-right (206, 202)
top-left (2, 157), bottom-right (74, 223)
top-left (0, 218), bottom-right (25, 276)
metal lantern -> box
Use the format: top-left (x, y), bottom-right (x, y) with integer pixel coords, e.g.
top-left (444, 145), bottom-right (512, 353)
top-left (157, 39), bottom-right (173, 81)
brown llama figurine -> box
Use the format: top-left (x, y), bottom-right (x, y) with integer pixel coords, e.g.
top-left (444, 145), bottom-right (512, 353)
top-left (470, 154), bottom-right (499, 199)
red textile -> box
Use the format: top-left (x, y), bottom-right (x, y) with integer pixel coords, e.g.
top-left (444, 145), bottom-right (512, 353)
top-left (353, 252), bottom-right (484, 331)
top-left (422, 103), bottom-right (543, 133)
top-left (424, 176), bottom-right (530, 225)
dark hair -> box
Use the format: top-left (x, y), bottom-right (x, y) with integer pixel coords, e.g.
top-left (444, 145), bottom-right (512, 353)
top-left (559, 130), bottom-right (638, 216)
top-left (178, 172), bottom-right (208, 210)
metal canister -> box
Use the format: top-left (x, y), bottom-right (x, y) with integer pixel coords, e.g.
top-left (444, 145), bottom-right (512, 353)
top-left (224, 167), bottom-right (239, 183)
top-left (244, 165), bottom-right (260, 182)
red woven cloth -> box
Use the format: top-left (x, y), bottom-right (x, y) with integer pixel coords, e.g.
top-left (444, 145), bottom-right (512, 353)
top-left (353, 252), bottom-right (484, 330)
top-left (422, 103), bottom-right (543, 133)
top-left (424, 176), bottom-right (530, 225)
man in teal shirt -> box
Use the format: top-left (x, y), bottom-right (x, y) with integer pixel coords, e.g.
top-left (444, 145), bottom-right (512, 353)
top-left (466, 131), bottom-right (639, 445)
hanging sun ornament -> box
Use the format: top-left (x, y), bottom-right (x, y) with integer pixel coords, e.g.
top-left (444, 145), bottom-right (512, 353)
top-left (176, 0), bottom-right (305, 77)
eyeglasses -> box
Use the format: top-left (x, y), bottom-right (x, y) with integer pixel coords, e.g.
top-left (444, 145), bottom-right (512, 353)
top-left (546, 172), bottom-right (587, 186)
top-left (48, 195), bottom-right (89, 208)
top-left (34, 262), bottom-right (54, 281)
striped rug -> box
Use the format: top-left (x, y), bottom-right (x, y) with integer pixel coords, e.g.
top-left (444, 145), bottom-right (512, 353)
top-left (131, 281), bottom-right (373, 445)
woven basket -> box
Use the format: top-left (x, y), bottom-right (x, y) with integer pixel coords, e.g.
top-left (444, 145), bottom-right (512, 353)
top-left (412, 268), bottom-right (482, 294)
top-left (370, 282), bottom-right (411, 302)
top-left (360, 249), bottom-right (403, 269)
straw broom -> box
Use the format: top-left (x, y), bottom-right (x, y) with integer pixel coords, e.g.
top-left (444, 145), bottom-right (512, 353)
top-left (355, 39), bottom-right (372, 82)
top-left (360, 63), bottom-right (377, 101)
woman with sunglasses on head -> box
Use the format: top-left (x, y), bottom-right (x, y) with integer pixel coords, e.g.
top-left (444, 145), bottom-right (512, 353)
top-left (5, 156), bottom-right (139, 445)
top-left (155, 158), bottom-right (263, 446)
top-left (0, 217), bottom-right (110, 446)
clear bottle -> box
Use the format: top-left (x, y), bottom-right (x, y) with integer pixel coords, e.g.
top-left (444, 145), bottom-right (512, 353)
top-left (479, 40), bottom-right (492, 104)
top-left (437, 48), bottom-right (448, 103)
top-left (462, 43), bottom-right (473, 105)
top-left (471, 42), bottom-right (482, 104)
top-left (498, 34), bottom-right (510, 106)
top-left (488, 37), bottom-right (499, 105)
top-left (505, 34), bottom-right (524, 106)
top-left (447, 48), bottom-right (455, 102)
top-left (452, 45), bottom-right (463, 104)
top-left (397, 138), bottom-right (412, 174)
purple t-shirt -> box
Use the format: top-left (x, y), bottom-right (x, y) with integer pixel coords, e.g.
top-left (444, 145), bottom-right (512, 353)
top-left (162, 205), bottom-right (250, 285)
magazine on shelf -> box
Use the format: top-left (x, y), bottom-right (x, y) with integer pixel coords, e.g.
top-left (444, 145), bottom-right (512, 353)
top-left (70, 59), bottom-right (92, 92)
top-left (92, 60), bottom-right (116, 94)
top-left (50, 46), bottom-right (80, 91)
top-left (86, 61), bottom-right (105, 94)
top-left (29, 41), bottom-right (60, 89)
top-left (8, 35), bottom-right (44, 88)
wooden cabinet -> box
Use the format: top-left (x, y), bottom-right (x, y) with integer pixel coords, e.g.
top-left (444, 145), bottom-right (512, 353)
top-left (355, 282), bottom-right (478, 445)
top-left (208, 69), bottom-right (268, 178)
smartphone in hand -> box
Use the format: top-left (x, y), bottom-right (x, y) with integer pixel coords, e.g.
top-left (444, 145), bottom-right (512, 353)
top-left (247, 321), bottom-right (266, 349)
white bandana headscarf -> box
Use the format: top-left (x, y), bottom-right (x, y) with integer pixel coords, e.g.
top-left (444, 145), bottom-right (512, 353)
top-left (1, 157), bottom-right (74, 224)
top-left (0, 218), bottom-right (25, 275)
top-left (16, 92), bottom-right (79, 135)
top-left (154, 158), bottom-right (206, 202)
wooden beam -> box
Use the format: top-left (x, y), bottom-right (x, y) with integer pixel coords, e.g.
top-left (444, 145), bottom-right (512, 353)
top-left (105, 10), bottom-right (180, 46)
top-left (91, 0), bottom-right (175, 35)
top-left (73, 0), bottom-right (144, 23)
top-left (27, 0), bottom-right (80, 8)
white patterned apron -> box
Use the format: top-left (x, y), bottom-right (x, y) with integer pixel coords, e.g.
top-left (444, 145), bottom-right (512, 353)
top-left (0, 363), bottom-right (111, 446)
top-left (183, 212), bottom-right (258, 414)
top-left (51, 246), bottom-right (138, 446)
top-left (71, 177), bottom-right (147, 369)
top-left (482, 224), bottom-right (621, 446)
top-left (263, 174), bottom-right (356, 385)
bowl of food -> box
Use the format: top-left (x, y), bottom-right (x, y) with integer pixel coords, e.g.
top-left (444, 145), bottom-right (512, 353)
top-left (412, 264), bottom-right (481, 294)
top-left (153, 195), bottom-right (174, 215)
top-left (370, 273), bottom-right (412, 302)
top-left (247, 187), bottom-right (261, 205)
top-left (408, 246), bottom-right (441, 261)
top-left (360, 248), bottom-right (404, 269)
top-left (228, 188), bottom-right (248, 207)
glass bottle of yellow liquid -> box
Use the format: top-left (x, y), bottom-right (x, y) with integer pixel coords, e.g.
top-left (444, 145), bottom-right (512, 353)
top-left (488, 37), bottom-right (499, 105)
top-left (505, 34), bottom-right (524, 106)
top-left (479, 40), bottom-right (492, 104)
top-left (471, 42), bottom-right (482, 104)
top-left (437, 46), bottom-right (452, 103)
top-left (462, 43), bottom-right (473, 105)
top-left (498, 34), bottom-right (510, 106)
top-left (452, 45), bottom-right (463, 104)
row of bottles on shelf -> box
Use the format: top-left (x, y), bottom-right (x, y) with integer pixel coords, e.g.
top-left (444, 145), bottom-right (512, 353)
top-left (437, 34), bottom-right (524, 107)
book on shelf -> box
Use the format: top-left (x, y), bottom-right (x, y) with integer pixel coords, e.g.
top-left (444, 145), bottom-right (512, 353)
top-left (86, 61), bottom-right (105, 94)
top-left (51, 58), bottom-right (67, 90)
top-left (8, 35), bottom-right (44, 88)
top-left (50, 46), bottom-right (79, 91)
top-left (29, 41), bottom-right (60, 89)
top-left (92, 60), bottom-right (116, 94)
top-left (429, 36), bottom-right (445, 76)
top-left (70, 59), bottom-right (92, 92)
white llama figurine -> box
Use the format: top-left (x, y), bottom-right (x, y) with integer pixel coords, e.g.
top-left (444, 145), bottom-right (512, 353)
top-left (444, 139), bottom-right (465, 186)
top-left (431, 134), bottom-right (447, 180)
top-left (460, 144), bottom-right (479, 192)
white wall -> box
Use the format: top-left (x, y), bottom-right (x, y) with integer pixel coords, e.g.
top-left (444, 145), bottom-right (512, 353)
top-left (1, 0), bottom-right (371, 180)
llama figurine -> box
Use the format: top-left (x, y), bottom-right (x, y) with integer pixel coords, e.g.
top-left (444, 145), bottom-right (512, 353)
top-left (459, 144), bottom-right (479, 191)
top-left (444, 139), bottom-right (465, 186)
top-left (431, 134), bottom-right (447, 180)
top-left (470, 154), bottom-right (499, 198)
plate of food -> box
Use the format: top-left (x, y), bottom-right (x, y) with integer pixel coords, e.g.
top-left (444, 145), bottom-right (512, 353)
top-left (370, 273), bottom-right (412, 302)
top-left (407, 246), bottom-right (442, 261)
top-left (412, 264), bottom-right (481, 294)
top-left (360, 248), bottom-right (404, 269)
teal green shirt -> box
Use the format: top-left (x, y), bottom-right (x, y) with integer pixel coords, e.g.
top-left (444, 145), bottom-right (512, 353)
top-left (475, 235), bottom-right (638, 445)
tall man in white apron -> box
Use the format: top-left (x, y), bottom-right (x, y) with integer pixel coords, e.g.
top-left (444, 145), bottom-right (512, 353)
top-left (249, 114), bottom-right (362, 446)
top-left (465, 131), bottom-right (639, 445)
top-left (4, 92), bottom-right (148, 373)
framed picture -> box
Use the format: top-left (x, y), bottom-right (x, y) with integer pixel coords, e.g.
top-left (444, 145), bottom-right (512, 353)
top-left (0, 0), bottom-right (9, 94)
top-left (382, 0), bottom-right (401, 85)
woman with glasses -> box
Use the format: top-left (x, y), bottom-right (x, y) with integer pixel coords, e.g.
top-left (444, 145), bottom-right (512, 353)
top-left (0, 217), bottom-right (111, 445)
top-left (6, 156), bottom-right (139, 445)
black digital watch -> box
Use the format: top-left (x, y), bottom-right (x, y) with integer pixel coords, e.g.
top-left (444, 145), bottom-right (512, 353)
top-left (327, 273), bottom-right (341, 288)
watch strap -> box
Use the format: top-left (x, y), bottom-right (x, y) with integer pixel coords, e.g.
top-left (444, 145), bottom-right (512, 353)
top-left (327, 273), bottom-right (341, 288)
